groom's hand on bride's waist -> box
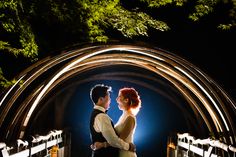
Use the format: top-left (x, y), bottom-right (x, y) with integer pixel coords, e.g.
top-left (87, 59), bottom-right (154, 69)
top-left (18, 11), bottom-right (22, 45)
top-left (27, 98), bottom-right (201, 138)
top-left (128, 143), bottom-right (136, 152)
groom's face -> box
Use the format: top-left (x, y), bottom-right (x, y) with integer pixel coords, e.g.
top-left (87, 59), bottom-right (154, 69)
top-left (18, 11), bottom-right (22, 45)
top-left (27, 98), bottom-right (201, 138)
top-left (103, 92), bottom-right (111, 110)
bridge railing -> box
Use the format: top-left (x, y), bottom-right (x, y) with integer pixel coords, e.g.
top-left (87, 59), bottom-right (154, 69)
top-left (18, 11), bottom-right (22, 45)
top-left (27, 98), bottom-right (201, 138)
top-left (167, 133), bottom-right (236, 157)
top-left (0, 130), bottom-right (70, 157)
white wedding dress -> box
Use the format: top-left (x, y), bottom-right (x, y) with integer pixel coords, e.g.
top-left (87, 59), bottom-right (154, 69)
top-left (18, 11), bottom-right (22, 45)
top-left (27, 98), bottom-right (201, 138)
top-left (115, 111), bottom-right (137, 157)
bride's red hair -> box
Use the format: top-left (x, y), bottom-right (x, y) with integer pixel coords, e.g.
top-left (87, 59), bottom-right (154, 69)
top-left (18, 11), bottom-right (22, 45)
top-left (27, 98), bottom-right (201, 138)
top-left (119, 87), bottom-right (141, 110)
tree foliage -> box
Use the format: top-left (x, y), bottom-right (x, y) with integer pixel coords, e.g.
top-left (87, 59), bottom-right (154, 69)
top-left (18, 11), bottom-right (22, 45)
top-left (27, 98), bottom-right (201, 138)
top-left (140, 0), bottom-right (187, 7)
top-left (0, 0), bottom-right (235, 89)
top-left (0, 0), bottom-right (38, 59)
top-left (189, 0), bottom-right (236, 30)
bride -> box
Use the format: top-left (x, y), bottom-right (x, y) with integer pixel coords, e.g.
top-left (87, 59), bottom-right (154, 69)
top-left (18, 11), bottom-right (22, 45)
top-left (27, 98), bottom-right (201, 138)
top-left (93, 87), bottom-right (142, 157)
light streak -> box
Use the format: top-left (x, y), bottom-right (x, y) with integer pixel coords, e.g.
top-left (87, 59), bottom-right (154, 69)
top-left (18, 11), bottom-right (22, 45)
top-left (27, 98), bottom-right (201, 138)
top-left (0, 44), bottom-right (231, 144)
top-left (0, 75), bottom-right (25, 107)
top-left (175, 66), bottom-right (229, 131)
top-left (23, 47), bottom-right (165, 127)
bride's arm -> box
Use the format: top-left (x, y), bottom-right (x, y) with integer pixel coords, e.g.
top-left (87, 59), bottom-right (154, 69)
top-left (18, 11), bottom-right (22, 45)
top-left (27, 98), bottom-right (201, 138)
top-left (118, 116), bottom-right (135, 140)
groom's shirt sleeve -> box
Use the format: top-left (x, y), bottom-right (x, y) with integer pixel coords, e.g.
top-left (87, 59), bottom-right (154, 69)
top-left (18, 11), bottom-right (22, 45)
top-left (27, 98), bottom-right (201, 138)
top-left (94, 113), bottom-right (129, 150)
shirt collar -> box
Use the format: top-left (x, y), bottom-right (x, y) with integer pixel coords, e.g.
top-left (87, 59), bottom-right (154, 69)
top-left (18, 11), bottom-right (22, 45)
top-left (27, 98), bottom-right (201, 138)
top-left (94, 105), bottom-right (106, 113)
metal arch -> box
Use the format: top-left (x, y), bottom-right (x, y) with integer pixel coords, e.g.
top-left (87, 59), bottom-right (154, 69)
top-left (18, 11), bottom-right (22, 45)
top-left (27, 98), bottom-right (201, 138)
top-left (0, 44), bottom-right (235, 144)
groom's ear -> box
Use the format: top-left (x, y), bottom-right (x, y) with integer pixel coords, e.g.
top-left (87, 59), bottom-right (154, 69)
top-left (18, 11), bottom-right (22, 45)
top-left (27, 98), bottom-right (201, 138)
top-left (98, 97), bottom-right (104, 103)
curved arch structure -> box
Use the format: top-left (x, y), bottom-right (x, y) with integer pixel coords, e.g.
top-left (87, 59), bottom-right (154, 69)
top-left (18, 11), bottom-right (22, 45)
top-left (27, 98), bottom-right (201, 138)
top-left (0, 44), bottom-right (235, 145)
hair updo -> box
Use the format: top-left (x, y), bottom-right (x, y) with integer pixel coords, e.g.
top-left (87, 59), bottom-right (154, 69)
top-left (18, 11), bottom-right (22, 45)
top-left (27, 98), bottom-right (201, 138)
top-left (119, 87), bottom-right (141, 110)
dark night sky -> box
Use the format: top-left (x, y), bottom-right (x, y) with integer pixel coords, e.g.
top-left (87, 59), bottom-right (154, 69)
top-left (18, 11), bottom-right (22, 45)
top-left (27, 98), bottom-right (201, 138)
top-left (137, 2), bottom-right (236, 103)
top-left (157, 28), bottom-right (236, 103)
top-left (148, 30), bottom-right (236, 103)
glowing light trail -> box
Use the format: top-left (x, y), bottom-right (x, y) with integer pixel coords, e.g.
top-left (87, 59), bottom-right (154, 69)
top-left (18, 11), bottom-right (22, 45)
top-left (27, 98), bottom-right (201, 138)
top-left (0, 44), bottom-right (234, 145)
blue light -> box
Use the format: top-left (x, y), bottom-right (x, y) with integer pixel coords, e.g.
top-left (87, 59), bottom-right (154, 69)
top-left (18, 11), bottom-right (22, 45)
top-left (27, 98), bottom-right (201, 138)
top-left (65, 80), bottom-right (188, 157)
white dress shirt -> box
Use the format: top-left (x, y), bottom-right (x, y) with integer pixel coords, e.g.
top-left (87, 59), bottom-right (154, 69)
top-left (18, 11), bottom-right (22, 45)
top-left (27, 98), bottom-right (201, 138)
top-left (93, 105), bottom-right (129, 150)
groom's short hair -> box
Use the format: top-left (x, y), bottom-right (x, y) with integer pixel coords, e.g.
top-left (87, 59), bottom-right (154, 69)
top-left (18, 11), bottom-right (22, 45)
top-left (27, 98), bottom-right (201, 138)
top-left (90, 84), bottom-right (112, 104)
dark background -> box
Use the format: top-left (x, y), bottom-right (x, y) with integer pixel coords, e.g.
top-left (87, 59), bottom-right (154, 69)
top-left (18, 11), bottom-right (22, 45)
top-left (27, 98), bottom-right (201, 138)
top-left (140, 2), bottom-right (236, 103)
top-left (0, 1), bottom-right (235, 157)
top-left (149, 29), bottom-right (236, 103)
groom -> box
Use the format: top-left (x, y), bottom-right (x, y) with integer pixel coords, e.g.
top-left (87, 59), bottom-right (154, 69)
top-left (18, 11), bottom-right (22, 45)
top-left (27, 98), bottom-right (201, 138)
top-left (89, 84), bottom-right (135, 157)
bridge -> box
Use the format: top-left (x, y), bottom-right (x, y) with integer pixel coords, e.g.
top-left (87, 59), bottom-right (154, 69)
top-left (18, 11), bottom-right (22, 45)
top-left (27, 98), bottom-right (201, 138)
top-left (167, 133), bottom-right (236, 157)
top-left (1, 132), bottom-right (236, 157)
top-left (0, 130), bottom-right (70, 157)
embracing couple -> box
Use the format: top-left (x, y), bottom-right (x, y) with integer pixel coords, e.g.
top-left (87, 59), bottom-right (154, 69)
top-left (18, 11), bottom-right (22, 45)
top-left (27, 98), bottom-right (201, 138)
top-left (89, 84), bottom-right (142, 157)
